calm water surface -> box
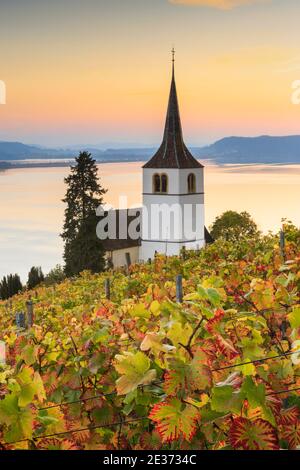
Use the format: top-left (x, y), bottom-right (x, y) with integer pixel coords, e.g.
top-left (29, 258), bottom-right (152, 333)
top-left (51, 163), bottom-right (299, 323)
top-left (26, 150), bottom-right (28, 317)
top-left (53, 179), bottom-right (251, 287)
top-left (1, 162), bottom-right (300, 280)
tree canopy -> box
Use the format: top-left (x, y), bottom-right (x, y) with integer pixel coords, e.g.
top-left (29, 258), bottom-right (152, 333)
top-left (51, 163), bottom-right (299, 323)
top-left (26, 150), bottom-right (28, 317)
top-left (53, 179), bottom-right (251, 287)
top-left (210, 210), bottom-right (259, 241)
top-left (0, 274), bottom-right (22, 300)
top-left (61, 151), bottom-right (107, 276)
top-left (27, 267), bottom-right (44, 290)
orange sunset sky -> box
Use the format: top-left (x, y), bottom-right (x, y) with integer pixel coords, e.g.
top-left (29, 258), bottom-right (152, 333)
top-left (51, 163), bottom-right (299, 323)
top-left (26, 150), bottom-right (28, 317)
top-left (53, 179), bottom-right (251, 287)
top-left (0, 0), bottom-right (300, 147)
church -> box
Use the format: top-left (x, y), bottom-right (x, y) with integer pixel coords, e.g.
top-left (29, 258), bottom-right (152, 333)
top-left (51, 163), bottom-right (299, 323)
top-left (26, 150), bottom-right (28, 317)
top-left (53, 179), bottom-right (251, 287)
top-left (101, 54), bottom-right (212, 268)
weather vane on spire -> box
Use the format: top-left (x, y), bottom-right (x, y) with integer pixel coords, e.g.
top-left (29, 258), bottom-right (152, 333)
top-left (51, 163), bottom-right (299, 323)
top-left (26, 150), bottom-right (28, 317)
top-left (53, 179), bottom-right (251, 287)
top-left (172, 47), bottom-right (175, 65)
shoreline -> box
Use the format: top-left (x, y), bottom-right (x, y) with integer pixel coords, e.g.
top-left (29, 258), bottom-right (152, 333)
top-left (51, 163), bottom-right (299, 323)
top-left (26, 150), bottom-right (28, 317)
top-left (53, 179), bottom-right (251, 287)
top-left (1, 159), bottom-right (300, 172)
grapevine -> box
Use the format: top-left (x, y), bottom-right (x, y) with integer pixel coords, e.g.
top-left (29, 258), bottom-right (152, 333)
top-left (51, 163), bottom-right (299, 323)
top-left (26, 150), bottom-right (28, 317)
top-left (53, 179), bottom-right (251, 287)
top-left (0, 233), bottom-right (300, 450)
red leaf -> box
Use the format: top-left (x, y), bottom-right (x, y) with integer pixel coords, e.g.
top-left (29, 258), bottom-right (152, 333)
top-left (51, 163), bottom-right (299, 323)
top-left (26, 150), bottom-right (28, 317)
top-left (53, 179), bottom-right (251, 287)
top-left (140, 431), bottom-right (161, 450)
top-left (206, 309), bottom-right (225, 334)
top-left (278, 406), bottom-right (299, 426)
top-left (281, 422), bottom-right (300, 449)
top-left (229, 417), bottom-right (279, 450)
top-left (215, 335), bottom-right (239, 360)
top-left (164, 349), bottom-right (212, 396)
top-left (149, 398), bottom-right (199, 443)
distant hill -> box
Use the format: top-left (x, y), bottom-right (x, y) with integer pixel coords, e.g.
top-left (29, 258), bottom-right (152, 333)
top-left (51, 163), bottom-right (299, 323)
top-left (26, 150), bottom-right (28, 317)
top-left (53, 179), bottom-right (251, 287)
top-left (193, 135), bottom-right (300, 164)
top-left (1, 135), bottom-right (300, 165)
top-left (0, 141), bottom-right (74, 160)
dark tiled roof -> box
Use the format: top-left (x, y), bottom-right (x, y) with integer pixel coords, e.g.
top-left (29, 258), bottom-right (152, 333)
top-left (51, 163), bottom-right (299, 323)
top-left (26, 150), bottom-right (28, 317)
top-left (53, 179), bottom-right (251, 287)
top-left (143, 66), bottom-right (203, 170)
top-left (205, 227), bottom-right (214, 244)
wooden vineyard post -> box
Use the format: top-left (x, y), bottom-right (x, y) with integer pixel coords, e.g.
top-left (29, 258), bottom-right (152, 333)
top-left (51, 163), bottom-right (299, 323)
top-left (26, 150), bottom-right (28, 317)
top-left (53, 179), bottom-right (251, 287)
top-left (280, 229), bottom-right (285, 261)
top-left (26, 300), bottom-right (34, 328)
top-left (15, 312), bottom-right (26, 329)
top-left (125, 252), bottom-right (131, 269)
top-left (176, 274), bottom-right (183, 303)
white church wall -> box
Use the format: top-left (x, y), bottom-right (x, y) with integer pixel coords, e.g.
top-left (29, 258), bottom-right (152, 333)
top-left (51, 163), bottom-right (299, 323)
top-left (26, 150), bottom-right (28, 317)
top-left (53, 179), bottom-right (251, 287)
top-left (141, 195), bottom-right (204, 242)
top-left (140, 238), bottom-right (205, 261)
top-left (105, 246), bottom-right (140, 268)
top-left (141, 166), bottom-right (205, 261)
top-left (143, 168), bottom-right (204, 195)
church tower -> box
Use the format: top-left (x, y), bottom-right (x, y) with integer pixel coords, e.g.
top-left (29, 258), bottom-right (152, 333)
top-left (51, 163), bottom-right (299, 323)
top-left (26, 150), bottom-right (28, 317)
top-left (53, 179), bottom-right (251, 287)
top-left (140, 51), bottom-right (205, 261)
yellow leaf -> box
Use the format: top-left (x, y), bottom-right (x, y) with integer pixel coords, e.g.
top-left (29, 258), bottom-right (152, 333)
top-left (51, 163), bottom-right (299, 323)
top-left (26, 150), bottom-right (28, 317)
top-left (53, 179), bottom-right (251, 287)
top-left (150, 300), bottom-right (161, 316)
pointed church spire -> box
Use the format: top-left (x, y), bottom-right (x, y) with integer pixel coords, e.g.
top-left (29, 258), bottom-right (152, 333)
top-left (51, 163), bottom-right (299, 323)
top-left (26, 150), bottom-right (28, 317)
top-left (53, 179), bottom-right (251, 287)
top-left (144, 50), bottom-right (203, 169)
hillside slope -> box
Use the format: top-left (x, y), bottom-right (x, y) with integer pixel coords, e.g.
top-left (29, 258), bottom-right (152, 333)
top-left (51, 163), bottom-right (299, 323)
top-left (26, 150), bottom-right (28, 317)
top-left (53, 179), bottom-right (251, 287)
top-left (0, 234), bottom-right (300, 450)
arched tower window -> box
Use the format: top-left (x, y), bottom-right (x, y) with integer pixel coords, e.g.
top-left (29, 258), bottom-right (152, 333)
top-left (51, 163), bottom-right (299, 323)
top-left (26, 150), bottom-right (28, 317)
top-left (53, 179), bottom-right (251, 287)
top-left (161, 174), bottom-right (168, 193)
top-left (153, 174), bottom-right (168, 194)
top-left (187, 173), bottom-right (196, 194)
top-left (153, 174), bottom-right (161, 193)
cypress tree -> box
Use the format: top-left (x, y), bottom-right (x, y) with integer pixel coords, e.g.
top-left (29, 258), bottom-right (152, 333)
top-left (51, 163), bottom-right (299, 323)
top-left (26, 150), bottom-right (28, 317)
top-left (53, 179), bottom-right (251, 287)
top-left (61, 151), bottom-right (106, 277)
top-left (0, 274), bottom-right (22, 300)
top-left (27, 267), bottom-right (44, 290)
top-left (0, 277), bottom-right (8, 300)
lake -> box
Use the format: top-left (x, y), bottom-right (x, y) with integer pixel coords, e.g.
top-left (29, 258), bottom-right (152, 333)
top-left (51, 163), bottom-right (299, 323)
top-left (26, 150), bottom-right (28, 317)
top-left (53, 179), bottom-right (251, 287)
top-left (1, 161), bottom-right (300, 281)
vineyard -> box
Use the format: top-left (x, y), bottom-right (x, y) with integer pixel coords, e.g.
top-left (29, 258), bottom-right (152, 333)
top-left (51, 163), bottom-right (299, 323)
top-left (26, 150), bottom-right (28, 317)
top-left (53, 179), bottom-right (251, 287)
top-left (0, 229), bottom-right (300, 450)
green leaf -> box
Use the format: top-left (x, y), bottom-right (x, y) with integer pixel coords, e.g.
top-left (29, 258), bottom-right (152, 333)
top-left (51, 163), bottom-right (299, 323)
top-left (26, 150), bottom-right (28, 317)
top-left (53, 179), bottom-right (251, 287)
top-left (37, 410), bottom-right (60, 427)
top-left (241, 376), bottom-right (275, 424)
top-left (0, 393), bottom-right (19, 422)
top-left (211, 385), bottom-right (243, 414)
top-left (288, 306), bottom-right (300, 329)
top-left (130, 304), bottom-right (150, 319)
top-left (150, 300), bottom-right (161, 316)
top-left (167, 321), bottom-right (193, 347)
top-left (240, 335), bottom-right (265, 360)
top-left (18, 383), bottom-right (36, 407)
top-left (197, 285), bottom-right (209, 300)
top-left (241, 376), bottom-right (265, 408)
top-left (207, 288), bottom-right (221, 306)
top-left (22, 345), bottom-right (37, 366)
top-left (92, 327), bottom-right (110, 344)
top-left (238, 359), bottom-right (256, 376)
top-left (0, 393), bottom-right (33, 441)
top-left (33, 372), bottom-right (46, 402)
top-left (115, 351), bottom-right (157, 395)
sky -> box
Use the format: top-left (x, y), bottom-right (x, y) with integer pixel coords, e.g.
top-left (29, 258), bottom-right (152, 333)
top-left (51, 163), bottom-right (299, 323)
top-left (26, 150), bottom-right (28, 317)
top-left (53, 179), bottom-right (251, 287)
top-left (0, 0), bottom-right (300, 147)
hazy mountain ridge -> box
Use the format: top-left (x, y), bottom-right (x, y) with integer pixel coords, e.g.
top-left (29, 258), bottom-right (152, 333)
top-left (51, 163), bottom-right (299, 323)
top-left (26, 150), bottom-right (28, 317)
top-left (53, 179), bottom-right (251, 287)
top-left (195, 135), bottom-right (300, 164)
top-left (1, 135), bottom-right (300, 165)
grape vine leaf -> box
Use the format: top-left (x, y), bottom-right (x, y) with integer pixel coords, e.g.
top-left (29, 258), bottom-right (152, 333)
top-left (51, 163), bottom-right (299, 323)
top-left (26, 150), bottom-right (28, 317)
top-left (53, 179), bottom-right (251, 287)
top-left (115, 351), bottom-right (157, 395)
top-left (278, 406), bottom-right (299, 426)
top-left (288, 306), bottom-right (300, 329)
top-left (164, 349), bottom-right (212, 396)
top-left (280, 422), bottom-right (300, 449)
top-left (211, 385), bottom-right (243, 414)
top-left (149, 398), bottom-right (199, 443)
top-left (0, 393), bottom-right (34, 441)
top-left (229, 417), bottom-right (279, 450)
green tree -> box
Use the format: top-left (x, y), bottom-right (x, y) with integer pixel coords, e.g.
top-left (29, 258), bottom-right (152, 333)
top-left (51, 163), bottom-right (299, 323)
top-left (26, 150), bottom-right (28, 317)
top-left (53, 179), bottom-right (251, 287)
top-left (61, 151), bottom-right (106, 277)
top-left (27, 266), bottom-right (44, 290)
top-left (280, 219), bottom-right (300, 243)
top-left (0, 277), bottom-right (8, 300)
top-left (210, 211), bottom-right (259, 242)
top-left (45, 265), bottom-right (66, 286)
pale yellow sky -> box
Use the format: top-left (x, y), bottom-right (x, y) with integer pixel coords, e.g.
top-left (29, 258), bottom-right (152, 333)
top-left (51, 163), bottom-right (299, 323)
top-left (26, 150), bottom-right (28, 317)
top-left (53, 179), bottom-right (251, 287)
top-left (0, 0), bottom-right (299, 146)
